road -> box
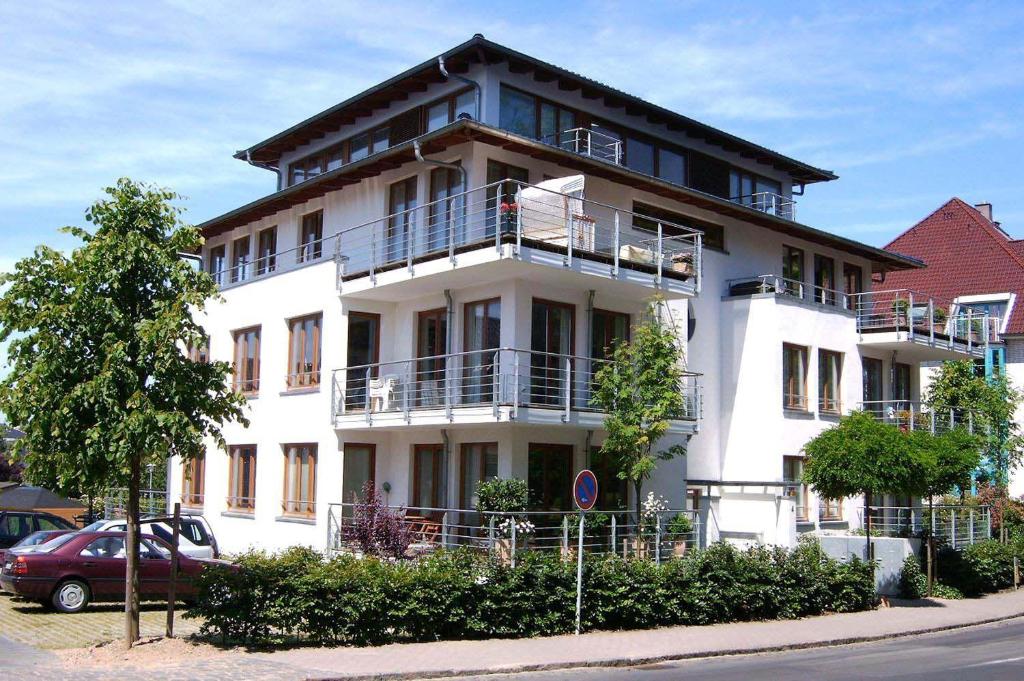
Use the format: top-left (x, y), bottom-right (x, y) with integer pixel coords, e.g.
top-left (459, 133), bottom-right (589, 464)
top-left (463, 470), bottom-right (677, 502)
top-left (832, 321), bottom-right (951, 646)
top-left (457, 618), bottom-right (1024, 681)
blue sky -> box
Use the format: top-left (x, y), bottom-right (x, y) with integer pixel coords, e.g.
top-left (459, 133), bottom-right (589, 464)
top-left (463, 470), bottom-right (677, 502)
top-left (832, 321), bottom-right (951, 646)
top-left (1, 2), bottom-right (1023, 273)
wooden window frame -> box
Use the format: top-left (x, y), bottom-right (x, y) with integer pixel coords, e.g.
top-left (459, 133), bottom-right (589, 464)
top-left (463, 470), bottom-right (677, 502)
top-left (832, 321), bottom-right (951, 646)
top-left (412, 443), bottom-right (444, 510)
top-left (343, 443), bottom-right (377, 504)
top-left (459, 442), bottom-right (498, 509)
top-left (591, 308), bottom-right (630, 360)
top-left (782, 245), bottom-right (805, 296)
top-left (286, 313), bottom-right (322, 389)
top-left (232, 326), bottom-right (261, 395)
top-left (256, 226), bottom-right (278, 276)
top-left (527, 442), bottom-right (574, 511)
top-left (783, 456), bottom-right (808, 522)
top-left (818, 349), bottom-right (843, 414)
top-left (531, 297), bottom-right (577, 407)
top-left (282, 443), bottom-right (317, 517)
top-left (188, 335), bottom-right (210, 364)
top-left (230, 235), bottom-right (251, 283)
top-left (298, 210), bottom-right (324, 263)
top-left (783, 343), bottom-right (809, 411)
top-left (181, 454), bottom-right (205, 509)
top-left (894, 362), bottom-right (912, 405)
top-left (819, 497), bottom-right (842, 522)
top-left (814, 254), bottom-right (837, 305)
top-left (208, 244), bottom-right (226, 285)
top-left (227, 445), bottom-right (257, 512)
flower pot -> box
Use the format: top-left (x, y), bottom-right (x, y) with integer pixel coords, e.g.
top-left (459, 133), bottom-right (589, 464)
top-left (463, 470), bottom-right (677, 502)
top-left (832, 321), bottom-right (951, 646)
top-left (672, 540), bottom-right (687, 558)
top-left (623, 536), bottom-right (649, 560)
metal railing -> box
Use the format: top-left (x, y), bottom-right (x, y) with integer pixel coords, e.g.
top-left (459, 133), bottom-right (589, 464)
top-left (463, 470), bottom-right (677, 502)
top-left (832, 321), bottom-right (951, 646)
top-left (330, 347), bottom-right (702, 425)
top-left (855, 505), bottom-right (991, 546)
top-left (850, 290), bottom-right (1000, 350)
top-left (333, 178), bottom-right (702, 293)
top-left (541, 127), bottom-right (623, 165)
top-left (731, 192), bottom-right (796, 221)
top-left (102, 488), bottom-right (169, 519)
top-left (210, 236), bottom-right (330, 289)
top-left (859, 400), bottom-right (986, 435)
top-left (326, 502), bottom-right (701, 562)
top-left (727, 274), bottom-right (849, 309)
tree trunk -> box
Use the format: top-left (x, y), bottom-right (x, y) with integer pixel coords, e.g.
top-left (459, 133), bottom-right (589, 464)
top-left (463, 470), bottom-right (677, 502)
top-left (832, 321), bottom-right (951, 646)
top-left (927, 496), bottom-right (934, 598)
top-left (634, 480), bottom-right (643, 540)
top-left (864, 491), bottom-right (873, 574)
top-left (124, 456), bottom-right (141, 648)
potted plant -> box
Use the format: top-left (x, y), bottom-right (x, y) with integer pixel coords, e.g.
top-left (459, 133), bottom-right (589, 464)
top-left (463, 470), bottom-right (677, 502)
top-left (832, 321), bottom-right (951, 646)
top-left (665, 512), bottom-right (694, 557)
top-left (626, 492), bottom-right (668, 559)
top-left (892, 298), bottom-right (910, 326)
top-left (476, 477), bottom-right (529, 563)
top-left (499, 201), bottom-right (519, 232)
top-left (563, 511), bottom-right (609, 561)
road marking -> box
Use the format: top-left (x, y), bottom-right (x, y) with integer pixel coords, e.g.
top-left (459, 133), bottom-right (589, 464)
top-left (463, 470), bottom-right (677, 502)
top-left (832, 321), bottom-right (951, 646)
top-left (963, 656), bottom-right (1024, 667)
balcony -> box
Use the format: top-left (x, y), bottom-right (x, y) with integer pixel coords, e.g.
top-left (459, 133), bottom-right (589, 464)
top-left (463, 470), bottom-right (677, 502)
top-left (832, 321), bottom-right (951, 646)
top-left (859, 401), bottom-right (985, 435)
top-left (727, 274), bottom-right (851, 311)
top-left (851, 289), bottom-right (999, 360)
top-left (329, 348), bottom-right (701, 433)
top-left (540, 127), bottom-right (623, 165)
top-left (730, 192), bottom-right (796, 221)
top-left (210, 236), bottom-right (331, 290)
top-left (334, 178), bottom-right (702, 300)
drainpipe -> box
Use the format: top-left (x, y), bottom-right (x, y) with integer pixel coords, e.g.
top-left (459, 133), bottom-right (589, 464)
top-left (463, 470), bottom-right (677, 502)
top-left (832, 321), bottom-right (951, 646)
top-left (245, 149), bottom-right (280, 188)
top-left (444, 289), bottom-right (454, 356)
top-left (414, 139), bottom-right (467, 191)
top-left (441, 428), bottom-right (451, 509)
top-left (438, 55), bottom-right (481, 122)
top-left (586, 290), bottom-right (595, 395)
top-left (584, 430), bottom-right (593, 468)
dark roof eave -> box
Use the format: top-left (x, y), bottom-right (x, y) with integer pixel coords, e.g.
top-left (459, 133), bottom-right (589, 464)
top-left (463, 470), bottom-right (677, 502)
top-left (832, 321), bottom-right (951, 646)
top-left (235, 36), bottom-right (836, 184)
top-left (201, 120), bottom-right (918, 272)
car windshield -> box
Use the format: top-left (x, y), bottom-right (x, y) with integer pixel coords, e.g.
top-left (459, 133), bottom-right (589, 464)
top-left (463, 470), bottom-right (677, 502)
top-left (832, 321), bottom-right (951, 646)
top-left (13, 532), bottom-right (55, 548)
top-left (81, 520), bottom-right (106, 532)
top-left (36, 533), bottom-right (79, 553)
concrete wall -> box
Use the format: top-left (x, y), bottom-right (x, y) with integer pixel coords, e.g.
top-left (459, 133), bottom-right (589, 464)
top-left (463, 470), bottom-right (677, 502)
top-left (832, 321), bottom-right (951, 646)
top-left (819, 535), bottom-right (921, 595)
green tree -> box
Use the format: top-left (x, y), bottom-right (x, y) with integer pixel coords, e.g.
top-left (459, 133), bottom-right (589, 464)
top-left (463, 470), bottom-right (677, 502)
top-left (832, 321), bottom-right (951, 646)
top-left (0, 179), bottom-right (247, 646)
top-left (803, 411), bottom-right (931, 565)
top-left (591, 300), bottom-right (687, 527)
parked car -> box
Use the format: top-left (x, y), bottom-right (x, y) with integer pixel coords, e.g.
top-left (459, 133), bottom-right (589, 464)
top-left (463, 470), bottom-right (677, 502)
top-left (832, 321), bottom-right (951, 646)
top-left (0, 511), bottom-right (77, 549)
top-left (82, 515), bottom-right (218, 559)
top-left (0, 531), bottom-right (218, 613)
top-left (0, 530), bottom-right (74, 566)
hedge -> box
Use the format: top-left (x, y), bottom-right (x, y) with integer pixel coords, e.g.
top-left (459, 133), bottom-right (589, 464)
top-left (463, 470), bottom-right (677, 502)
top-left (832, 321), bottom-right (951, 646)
top-left (899, 538), bottom-right (1023, 599)
top-left (186, 539), bottom-right (874, 647)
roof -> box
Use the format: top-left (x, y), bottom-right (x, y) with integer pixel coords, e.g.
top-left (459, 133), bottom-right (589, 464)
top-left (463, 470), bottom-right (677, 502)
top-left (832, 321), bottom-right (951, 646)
top-left (201, 120), bottom-right (919, 272)
top-left (0, 485), bottom-right (86, 511)
top-left (880, 198), bottom-right (1024, 334)
top-left (236, 35), bottom-right (836, 185)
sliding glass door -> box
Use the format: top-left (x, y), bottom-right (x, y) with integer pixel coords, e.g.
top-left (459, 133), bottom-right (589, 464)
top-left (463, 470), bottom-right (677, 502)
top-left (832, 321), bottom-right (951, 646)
top-left (531, 299), bottom-right (575, 406)
top-left (463, 299), bottom-right (501, 404)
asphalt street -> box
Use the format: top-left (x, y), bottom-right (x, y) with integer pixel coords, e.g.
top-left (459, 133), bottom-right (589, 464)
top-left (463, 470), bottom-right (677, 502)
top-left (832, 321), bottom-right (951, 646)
top-left (456, 617), bottom-right (1024, 681)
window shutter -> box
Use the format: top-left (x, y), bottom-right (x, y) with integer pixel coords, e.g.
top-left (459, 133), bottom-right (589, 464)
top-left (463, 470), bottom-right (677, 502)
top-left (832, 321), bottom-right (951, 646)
top-left (389, 108), bottom-right (422, 147)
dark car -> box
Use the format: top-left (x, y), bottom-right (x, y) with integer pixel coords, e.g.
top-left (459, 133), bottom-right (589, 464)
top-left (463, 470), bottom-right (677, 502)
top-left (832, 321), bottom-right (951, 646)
top-left (0, 531), bottom-right (213, 613)
top-left (0, 511), bottom-right (77, 549)
top-left (0, 529), bottom-right (74, 565)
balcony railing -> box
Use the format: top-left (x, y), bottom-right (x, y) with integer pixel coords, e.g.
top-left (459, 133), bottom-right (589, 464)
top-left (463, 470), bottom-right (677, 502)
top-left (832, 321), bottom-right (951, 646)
top-left (330, 347), bottom-right (701, 426)
top-left (850, 289), bottom-right (1000, 350)
top-left (540, 127), bottom-right (623, 165)
top-left (859, 400), bottom-right (986, 435)
top-left (854, 505), bottom-right (991, 546)
top-left (333, 178), bottom-right (702, 294)
top-left (326, 503), bottom-right (702, 560)
top-left (209, 236), bottom-right (330, 289)
top-left (727, 274), bottom-right (849, 310)
top-left (730, 192), bottom-right (796, 221)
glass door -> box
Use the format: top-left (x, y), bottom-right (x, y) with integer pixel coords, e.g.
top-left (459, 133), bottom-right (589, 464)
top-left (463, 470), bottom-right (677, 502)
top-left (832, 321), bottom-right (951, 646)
top-left (486, 160), bottom-right (529, 238)
top-left (531, 299), bottom-right (575, 406)
top-left (428, 166), bottom-right (462, 253)
top-left (342, 444), bottom-right (375, 505)
top-left (463, 299), bottom-right (501, 404)
top-left (387, 177), bottom-right (417, 263)
top-left (862, 357), bottom-right (883, 415)
top-left (416, 308), bottom-right (447, 407)
top-left (527, 443), bottom-right (573, 511)
top-left (346, 312), bottom-right (379, 410)
top-left (413, 444), bottom-right (445, 514)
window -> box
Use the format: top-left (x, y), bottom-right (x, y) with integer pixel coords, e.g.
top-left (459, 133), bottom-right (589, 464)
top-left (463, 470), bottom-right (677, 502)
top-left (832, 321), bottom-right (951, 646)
top-left (783, 457), bottom-right (808, 522)
top-left (230, 236), bottom-right (251, 283)
top-left (425, 89), bottom-right (476, 132)
top-left (387, 176), bottom-right (418, 262)
top-left (428, 165), bottom-right (462, 251)
top-left (464, 298), bottom-right (501, 403)
top-left (814, 255), bottom-right (836, 305)
top-left (460, 442), bottom-right (498, 510)
top-left (188, 335), bottom-right (209, 364)
top-left (413, 444), bottom-right (444, 510)
top-left (298, 211), bottom-right (323, 263)
top-left (80, 536), bottom-right (126, 559)
top-left (256, 226), bottom-right (277, 275)
top-left (590, 447), bottom-right (627, 510)
top-left (783, 343), bottom-right (808, 410)
top-left (539, 101), bottom-right (575, 145)
top-left (499, 86), bottom-right (537, 138)
top-left (818, 350), bottom-right (842, 414)
top-left (894, 362), bottom-right (912, 406)
top-left (208, 245), bottom-right (226, 285)
top-left (531, 299), bottom-right (575, 406)
top-left (626, 138), bottom-right (655, 175)
top-left (182, 454), bottom-right (205, 508)
top-left (342, 444), bottom-right (376, 505)
top-left (657, 148), bottom-right (686, 186)
top-left (863, 357), bottom-right (883, 414)
top-left (232, 327), bottom-right (261, 394)
top-left (282, 444), bottom-right (317, 516)
top-left (427, 100), bottom-right (450, 132)
top-left (843, 263), bottom-right (862, 309)
top-left (782, 246), bottom-right (804, 296)
top-left (349, 132), bottom-right (370, 162)
top-left (819, 498), bottom-right (842, 521)
top-left (287, 314), bottom-right (322, 389)
top-left (486, 160), bottom-right (529, 238)
top-left (527, 443), bottom-right (573, 511)
top-left (346, 312), bottom-right (380, 410)
top-left (729, 169), bottom-right (782, 201)
top-left (228, 445), bottom-right (257, 512)
top-left (591, 309), bottom-right (629, 360)
top-left (632, 201), bottom-right (724, 251)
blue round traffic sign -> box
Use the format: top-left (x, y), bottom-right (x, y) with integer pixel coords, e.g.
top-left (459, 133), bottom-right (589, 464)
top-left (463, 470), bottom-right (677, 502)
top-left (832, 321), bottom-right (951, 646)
top-left (574, 470), bottom-right (598, 511)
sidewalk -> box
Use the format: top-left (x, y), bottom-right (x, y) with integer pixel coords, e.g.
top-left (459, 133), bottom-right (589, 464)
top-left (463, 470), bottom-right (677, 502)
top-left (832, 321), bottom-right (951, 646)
top-left (253, 589), bottom-right (1024, 680)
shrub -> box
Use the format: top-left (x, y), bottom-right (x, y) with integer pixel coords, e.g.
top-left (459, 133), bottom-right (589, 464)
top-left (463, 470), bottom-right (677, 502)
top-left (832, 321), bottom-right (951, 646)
top-left (476, 477), bottom-right (528, 515)
top-left (898, 554), bottom-right (926, 599)
top-left (189, 540), bottom-right (876, 648)
top-left (936, 540), bottom-right (1020, 597)
top-left (345, 482), bottom-right (411, 559)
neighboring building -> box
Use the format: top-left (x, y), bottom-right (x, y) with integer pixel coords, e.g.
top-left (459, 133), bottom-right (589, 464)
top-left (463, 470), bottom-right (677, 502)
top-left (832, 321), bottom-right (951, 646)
top-left (880, 198), bottom-right (1024, 498)
top-left (170, 35), bottom-right (990, 554)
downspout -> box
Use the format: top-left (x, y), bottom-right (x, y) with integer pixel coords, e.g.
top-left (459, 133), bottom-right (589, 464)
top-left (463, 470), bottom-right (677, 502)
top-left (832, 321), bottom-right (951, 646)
top-left (586, 290), bottom-right (595, 401)
top-left (438, 55), bottom-right (481, 122)
top-left (584, 430), bottom-right (593, 468)
top-left (245, 149), bottom-right (281, 188)
top-left (413, 140), bottom-right (466, 191)
top-left (441, 429), bottom-right (451, 509)
top-left (443, 289), bottom-right (454, 356)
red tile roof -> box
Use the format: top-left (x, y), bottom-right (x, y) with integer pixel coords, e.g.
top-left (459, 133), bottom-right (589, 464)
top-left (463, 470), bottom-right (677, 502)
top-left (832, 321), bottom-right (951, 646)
top-left (879, 198), bottom-right (1024, 334)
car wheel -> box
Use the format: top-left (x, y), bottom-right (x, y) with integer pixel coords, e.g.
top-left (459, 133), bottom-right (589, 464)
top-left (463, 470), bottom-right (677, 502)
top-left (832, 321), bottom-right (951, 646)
top-left (51, 579), bottom-right (90, 613)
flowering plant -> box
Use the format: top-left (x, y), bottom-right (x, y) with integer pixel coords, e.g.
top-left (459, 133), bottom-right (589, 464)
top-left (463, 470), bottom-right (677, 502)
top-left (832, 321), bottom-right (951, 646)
top-left (497, 517), bottom-right (535, 538)
top-left (640, 491), bottom-right (669, 534)
top-left (500, 201), bottom-right (519, 218)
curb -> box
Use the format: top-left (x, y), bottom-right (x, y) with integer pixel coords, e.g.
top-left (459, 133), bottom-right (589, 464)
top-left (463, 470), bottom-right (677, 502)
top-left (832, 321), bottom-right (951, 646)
top-left (309, 610), bottom-right (1024, 681)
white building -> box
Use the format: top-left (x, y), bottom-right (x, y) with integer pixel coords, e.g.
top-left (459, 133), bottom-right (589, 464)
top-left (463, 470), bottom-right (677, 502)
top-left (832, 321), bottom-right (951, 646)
top-left (169, 36), bottom-right (996, 554)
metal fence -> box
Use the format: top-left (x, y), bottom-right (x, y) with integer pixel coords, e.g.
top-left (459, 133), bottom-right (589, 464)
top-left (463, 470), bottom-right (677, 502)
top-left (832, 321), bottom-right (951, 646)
top-left (102, 488), bottom-right (169, 520)
top-left (855, 505), bottom-right (992, 547)
top-left (849, 289), bottom-right (1000, 349)
top-left (330, 347), bottom-right (701, 425)
top-left (727, 274), bottom-right (848, 309)
top-left (326, 503), bottom-right (701, 564)
top-left (859, 401), bottom-right (987, 435)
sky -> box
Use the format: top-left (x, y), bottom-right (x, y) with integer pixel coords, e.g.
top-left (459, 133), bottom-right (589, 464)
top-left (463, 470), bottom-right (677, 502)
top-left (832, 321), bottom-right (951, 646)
top-left (1, 0), bottom-right (1024, 373)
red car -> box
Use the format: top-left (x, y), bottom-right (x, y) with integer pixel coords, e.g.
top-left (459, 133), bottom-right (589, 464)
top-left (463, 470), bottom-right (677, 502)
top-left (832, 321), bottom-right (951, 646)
top-left (0, 531), bottom-right (215, 613)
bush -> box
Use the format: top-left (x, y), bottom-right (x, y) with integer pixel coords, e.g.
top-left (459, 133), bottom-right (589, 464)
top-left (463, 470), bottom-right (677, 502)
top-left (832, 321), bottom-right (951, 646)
top-left (898, 554), bottom-right (926, 599)
top-left (189, 539), bottom-right (876, 648)
top-left (475, 477), bottom-right (528, 515)
top-left (936, 540), bottom-right (1020, 597)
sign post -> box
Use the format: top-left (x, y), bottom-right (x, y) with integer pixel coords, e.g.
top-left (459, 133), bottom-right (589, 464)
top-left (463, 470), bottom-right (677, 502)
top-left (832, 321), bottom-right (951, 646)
top-left (573, 469), bottom-right (598, 636)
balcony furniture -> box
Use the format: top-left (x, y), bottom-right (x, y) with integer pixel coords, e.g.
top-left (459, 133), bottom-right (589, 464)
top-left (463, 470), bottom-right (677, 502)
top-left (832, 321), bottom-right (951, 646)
top-left (369, 375), bottom-right (398, 411)
top-left (405, 514), bottom-right (442, 547)
top-left (518, 176), bottom-right (592, 250)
